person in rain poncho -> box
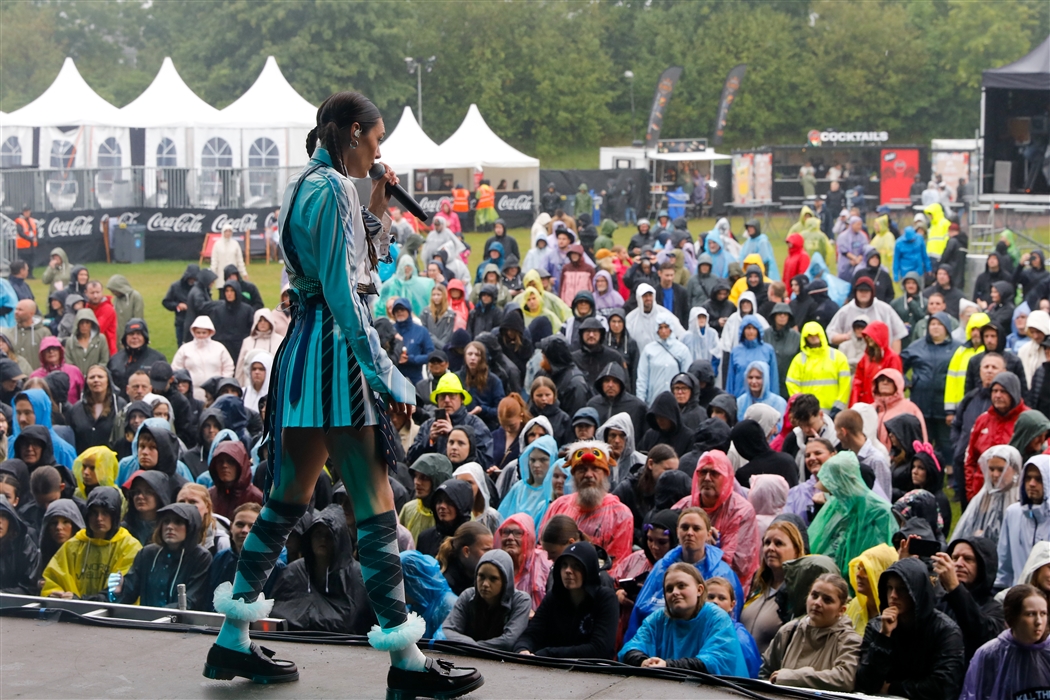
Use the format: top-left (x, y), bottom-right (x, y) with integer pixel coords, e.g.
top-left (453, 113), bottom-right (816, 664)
top-left (9, 388), bottom-right (77, 470)
top-left (720, 291), bottom-right (769, 359)
top-left (399, 549), bottom-right (459, 639)
top-left (845, 543), bottom-right (898, 636)
top-left (672, 451), bottom-right (761, 596)
top-left (439, 549), bottom-right (532, 650)
top-left (893, 226), bottom-right (930, 282)
top-left (41, 486), bottom-right (141, 599)
top-left (452, 462), bottom-right (502, 533)
top-left (953, 445), bottom-right (1020, 546)
top-left (495, 513), bottom-right (551, 612)
top-left (621, 562), bottom-right (749, 676)
top-left (636, 320), bottom-right (692, 406)
top-left (806, 253), bottom-right (849, 307)
top-left (740, 219), bottom-right (780, 281)
top-left (960, 584), bottom-right (1050, 700)
top-left (591, 270), bottom-right (624, 311)
top-left (808, 451), bottom-right (896, 577)
top-left (240, 350), bottom-right (272, 414)
top-left (376, 257), bottom-right (434, 318)
top-left (781, 233), bottom-right (811, 290)
top-left (747, 474), bottom-right (789, 533)
top-left (682, 307), bottom-right (720, 368)
top-left (421, 216), bottom-right (463, 271)
top-left (702, 231), bottom-right (736, 279)
top-left (725, 316), bottom-right (778, 399)
top-left (625, 283), bottom-right (685, 348)
top-left (497, 435), bottom-right (560, 528)
top-left (72, 445), bottom-right (121, 501)
top-left (996, 455), bottom-right (1050, 588)
top-left (735, 360), bottom-right (786, 424)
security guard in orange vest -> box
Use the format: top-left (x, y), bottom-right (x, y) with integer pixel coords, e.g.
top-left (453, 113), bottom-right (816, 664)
top-left (474, 180), bottom-right (497, 232)
top-left (451, 183), bottom-right (471, 232)
top-left (14, 206), bottom-right (38, 279)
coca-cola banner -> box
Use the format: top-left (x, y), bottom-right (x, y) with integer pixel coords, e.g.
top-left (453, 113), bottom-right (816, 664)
top-left (411, 191), bottom-right (534, 228)
top-left (37, 207), bottom-right (276, 262)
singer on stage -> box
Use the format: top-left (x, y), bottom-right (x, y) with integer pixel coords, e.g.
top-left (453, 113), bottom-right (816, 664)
top-left (203, 91), bottom-right (483, 699)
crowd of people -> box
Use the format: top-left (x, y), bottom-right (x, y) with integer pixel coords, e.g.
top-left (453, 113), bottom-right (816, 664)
top-left (0, 199), bottom-right (1048, 699)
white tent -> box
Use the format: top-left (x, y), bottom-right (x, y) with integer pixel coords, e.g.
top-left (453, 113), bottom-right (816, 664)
top-left (5, 58), bottom-right (129, 172)
top-left (210, 55), bottom-right (316, 171)
top-left (380, 106), bottom-right (444, 173)
top-left (0, 111), bottom-right (33, 168)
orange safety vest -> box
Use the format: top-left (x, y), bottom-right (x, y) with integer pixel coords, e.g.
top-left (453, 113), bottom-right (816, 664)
top-left (476, 185), bottom-right (495, 210)
top-left (14, 216), bottom-right (37, 249)
top-left (452, 188), bottom-right (470, 213)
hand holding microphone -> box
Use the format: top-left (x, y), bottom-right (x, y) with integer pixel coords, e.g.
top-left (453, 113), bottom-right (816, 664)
top-left (369, 162), bottom-right (429, 223)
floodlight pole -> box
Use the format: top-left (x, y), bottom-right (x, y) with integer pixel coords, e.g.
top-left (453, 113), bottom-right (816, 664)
top-left (405, 56), bottom-right (437, 128)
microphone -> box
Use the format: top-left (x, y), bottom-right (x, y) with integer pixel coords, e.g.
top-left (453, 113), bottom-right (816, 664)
top-left (369, 163), bottom-right (429, 223)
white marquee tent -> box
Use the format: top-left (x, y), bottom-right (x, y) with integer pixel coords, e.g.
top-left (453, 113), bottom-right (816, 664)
top-left (431, 103), bottom-right (539, 196)
top-left (380, 106), bottom-right (444, 175)
top-left (209, 55), bottom-right (317, 171)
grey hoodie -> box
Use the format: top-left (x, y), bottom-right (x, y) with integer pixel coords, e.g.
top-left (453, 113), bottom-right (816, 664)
top-left (687, 252), bottom-right (721, 308)
top-left (597, 412), bottom-right (644, 482)
top-left (439, 549), bottom-right (532, 650)
top-left (63, 308), bottom-right (108, 375)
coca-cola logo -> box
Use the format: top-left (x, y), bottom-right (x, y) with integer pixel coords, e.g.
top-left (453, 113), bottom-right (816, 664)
top-left (211, 213), bottom-right (258, 234)
top-left (497, 194), bottom-right (533, 212)
top-left (147, 212), bottom-right (206, 233)
top-left (416, 197), bottom-right (443, 214)
top-left (47, 215), bottom-right (95, 238)
top-left (115, 212), bottom-right (140, 226)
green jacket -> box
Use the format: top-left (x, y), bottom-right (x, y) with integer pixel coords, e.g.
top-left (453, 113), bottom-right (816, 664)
top-left (3, 319), bottom-right (51, 370)
top-left (574, 187), bottom-right (593, 218)
top-left (63, 308), bottom-right (110, 375)
top-left (106, 275), bottom-right (144, 337)
top-left (40, 247), bottom-right (72, 293)
top-left (890, 275), bottom-right (926, 349)
top-left (594, 220), bottom-right (616, 253)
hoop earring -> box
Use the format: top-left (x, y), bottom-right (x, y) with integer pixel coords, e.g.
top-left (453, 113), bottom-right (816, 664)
top-left (349, 139), bottom-right (359, 150)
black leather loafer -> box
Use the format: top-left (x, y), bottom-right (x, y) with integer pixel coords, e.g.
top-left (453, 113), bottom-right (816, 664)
top-left (386, 657), bottom-right (483, 700)
top-left (202, 642), bottom-right (299, 684)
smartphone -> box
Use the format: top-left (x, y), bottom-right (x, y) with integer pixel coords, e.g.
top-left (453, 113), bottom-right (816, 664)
top-left (618, 578), bottom-right (641, 598)
top-left (909, 539), bottom-right (942, 558)
top-left (435, 409), bottom-right (447, 422)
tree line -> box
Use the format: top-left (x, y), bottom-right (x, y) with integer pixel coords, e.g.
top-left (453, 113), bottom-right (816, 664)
top-left (2, 0), bottom-right (1047, 159)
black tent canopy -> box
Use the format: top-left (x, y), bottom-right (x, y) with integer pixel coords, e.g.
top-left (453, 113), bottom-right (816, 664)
top-left (982, 35), bottom-right (1050, 90)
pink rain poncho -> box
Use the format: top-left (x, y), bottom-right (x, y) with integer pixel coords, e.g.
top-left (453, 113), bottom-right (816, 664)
top-left (495, 513), bottom-right (550, 611)
top-left (747, 474), bottom-right (789, 533)
top-left (672, 450), bottom-right (761, 596)
top-left (541, 492), bottom-right (635, 567)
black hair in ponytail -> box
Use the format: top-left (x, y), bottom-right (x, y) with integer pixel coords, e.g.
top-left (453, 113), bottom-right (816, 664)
top-left (305, 92), bottom-right (382, 176)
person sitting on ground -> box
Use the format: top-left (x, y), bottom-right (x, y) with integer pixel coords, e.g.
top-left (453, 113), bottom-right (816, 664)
top-left (740, 518), bottom-right (808, 653)
top-left (0, 494), bottom-right (39, 594)
top-left (625, 508), bottom-right (745, 643)
top-left (416, 479), bottom-right (474, 558)
top-left (497, 435), bottom-right (560, 528)
top-left (398, 454), bottom-right (455, 544)
top-left (41, 487), bottom-right (140, 600)
top-left (452, 462), bottom-right (501, 533)
top-left (705, 575), bottom-right (762, 678)
top-left (398, 549), bottom-right (459, 639)
top-left (854, 558), bottom-right (965, 699)
top-left (540, 441), bottom-right (634, 566)
top-left (10, 388), bottom-right (77, 470)
top-left (435, 521), bottom-right (493, 596)
top-left (960, 583), bottom-right (1050, 700)
top-left (514, 541), bottom-right (618, 659)
top-left (207, 441), bottom-right (262, 521)
top-left (439, 549), bottom-right (532, 651)
top-left (759, 573), bottom-right (862, 691)
top-left (269, 504), bottom-right (372, 634)
top-left (407, 372), bottom-right (493, 468)
top-left (116, 502), bottom-right (212, 610)
top-left (620, 562), bottom-right (748, 675)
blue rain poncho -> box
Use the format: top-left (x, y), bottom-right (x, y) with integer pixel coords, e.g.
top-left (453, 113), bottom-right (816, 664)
top-left (703, 233), bottom-right (737, 279)
top-left (400, 550), bottom-right (458, 639)
top-left (8, 388), bottom-right (77, 469)
top-left (807, 253), bottom-right (850, 307)
top-left (620, 603), bottom-right (750, 677)
top-left (735, 360), bottom-right (787, 422)
top-left (624, 544), bottom-right (744, 643)
top-left (740, 232), bottom-right (780, 282)
top-left (496, 435), bottom-right (560, 529)
top-left (376, 257), bottom-right (435, 318)
top-left (725, 316), bottom-right (779, 398)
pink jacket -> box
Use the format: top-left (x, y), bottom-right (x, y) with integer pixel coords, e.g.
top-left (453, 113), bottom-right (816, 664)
top-left (494, 513), bottom-right (551, 611)
top-left (873, 368), bottom-right (928, 451)
top-left (30, 336), bottom-right (84, 403)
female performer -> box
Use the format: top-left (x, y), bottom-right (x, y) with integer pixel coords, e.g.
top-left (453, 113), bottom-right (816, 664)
top-left (203, 92), bottom-right (482, 699)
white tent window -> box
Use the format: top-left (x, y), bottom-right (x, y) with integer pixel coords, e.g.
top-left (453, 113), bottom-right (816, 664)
top-left (249, 137), bottom-right (279, 167)
top-left (201, 137), bottom-right (234, 206)
top-left (1, 137), bottom-right (22, 167)
top-left (98, 137), bottom-right (122, 167)
top-left (50, 140), bottom-right (77, 170)
top-left (202, 137), bottom-right (233, 168)
top-left (157, 138), bottom-right (178, 167)
top-left (247, 137), bottom-right (280, 203)
top-left (95, 137), bottom-right (123, 207)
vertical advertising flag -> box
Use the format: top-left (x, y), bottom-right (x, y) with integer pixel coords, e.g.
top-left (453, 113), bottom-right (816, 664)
top-left (712, 64), bottom-right (747, 147)
top-left (644, 66), bottom-right (684, 149)
top-left (733, 153), bottom-right (754, 205)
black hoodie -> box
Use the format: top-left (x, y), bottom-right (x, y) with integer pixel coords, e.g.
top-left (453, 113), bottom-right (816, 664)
top-left (123, 469), bottom-right (175, 545)
top-left (467, 284), bottom-right (504, 337)
top-left (475, 331), bottom-right (522, 395)
top-left (514, 541), bottom-right (618, 659)
top-left (639, 391), bottom-right (694, 458)
top-left (0, 459), bottom-right (38, 532)
top-left (162, 264), bottom-right (199, 338)
top-left (208, 279), bottom-right (255, 359)
top-left (789, 274), bottom-right (816, 328)
top-left (222, 264), bottom-right (265, 311)
top-left (972, 253), bottom-right (1013, 306)
top-left (270, 504), bottom-right (373, 633)
top-left (0, 495), bottom-right (40, 594)
top-left (13, 425), bottom-right (77, 500)
top-left (884, 414), bottom-right (925, 492)
top-left (571, 317), bottom-right (625, 388)
top-left (937, 537), bottom-right (1006, 663)
top-left (416, 479), bottom-right (474, 557)
top-left (670, 371), bottom-right (706, 432)
top-left (855, 557), bottom-right (965, 700)
top-left (703, 281), bottom-right (735, 334)
top-left (585, 362), bottom-right (647, 439)
top-left (731, 419), bottom-right (799, 488)
top-left (602, 307), bottom-right (639, 387)
top-left (648, 470), bottom-right (692, 521)
top-left (539, 336), bottom-right (592, 417)
top-left (687, 359), bottom-right (725, 411)
top-left (498, 307), bottom-right (534, 378)
top-left (119, 502), bottom-right (212, 610)
top-left (678, 418), bottom-right (734, 478)
top-left (183, 269), bottom-right (217, 343)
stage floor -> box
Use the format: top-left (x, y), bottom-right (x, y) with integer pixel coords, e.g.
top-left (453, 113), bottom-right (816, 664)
top-left (0, 616), bottom-right (759, 699)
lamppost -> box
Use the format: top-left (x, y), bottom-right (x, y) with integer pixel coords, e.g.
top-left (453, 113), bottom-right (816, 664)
top-left (624, 70), bottom-right (637, 144)
top-left (405, 56), bottom-right (437, 128)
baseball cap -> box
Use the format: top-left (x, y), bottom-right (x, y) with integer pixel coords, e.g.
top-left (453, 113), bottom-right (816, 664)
top-left (149, 362), bottom-right (174, 394)
top-left (427, 349), bottom-right (448, 364)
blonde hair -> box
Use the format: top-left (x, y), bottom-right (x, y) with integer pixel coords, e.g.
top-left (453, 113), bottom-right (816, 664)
top-left (749, 520), bottom-right (805, 600)
top-left (176, 483), bottom-right (213, 545)
top-left (429, 282), bottom-right (449, 317)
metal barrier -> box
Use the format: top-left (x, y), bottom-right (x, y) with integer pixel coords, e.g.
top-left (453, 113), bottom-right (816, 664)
top-left (0, 166), bottom-right (301, 214)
